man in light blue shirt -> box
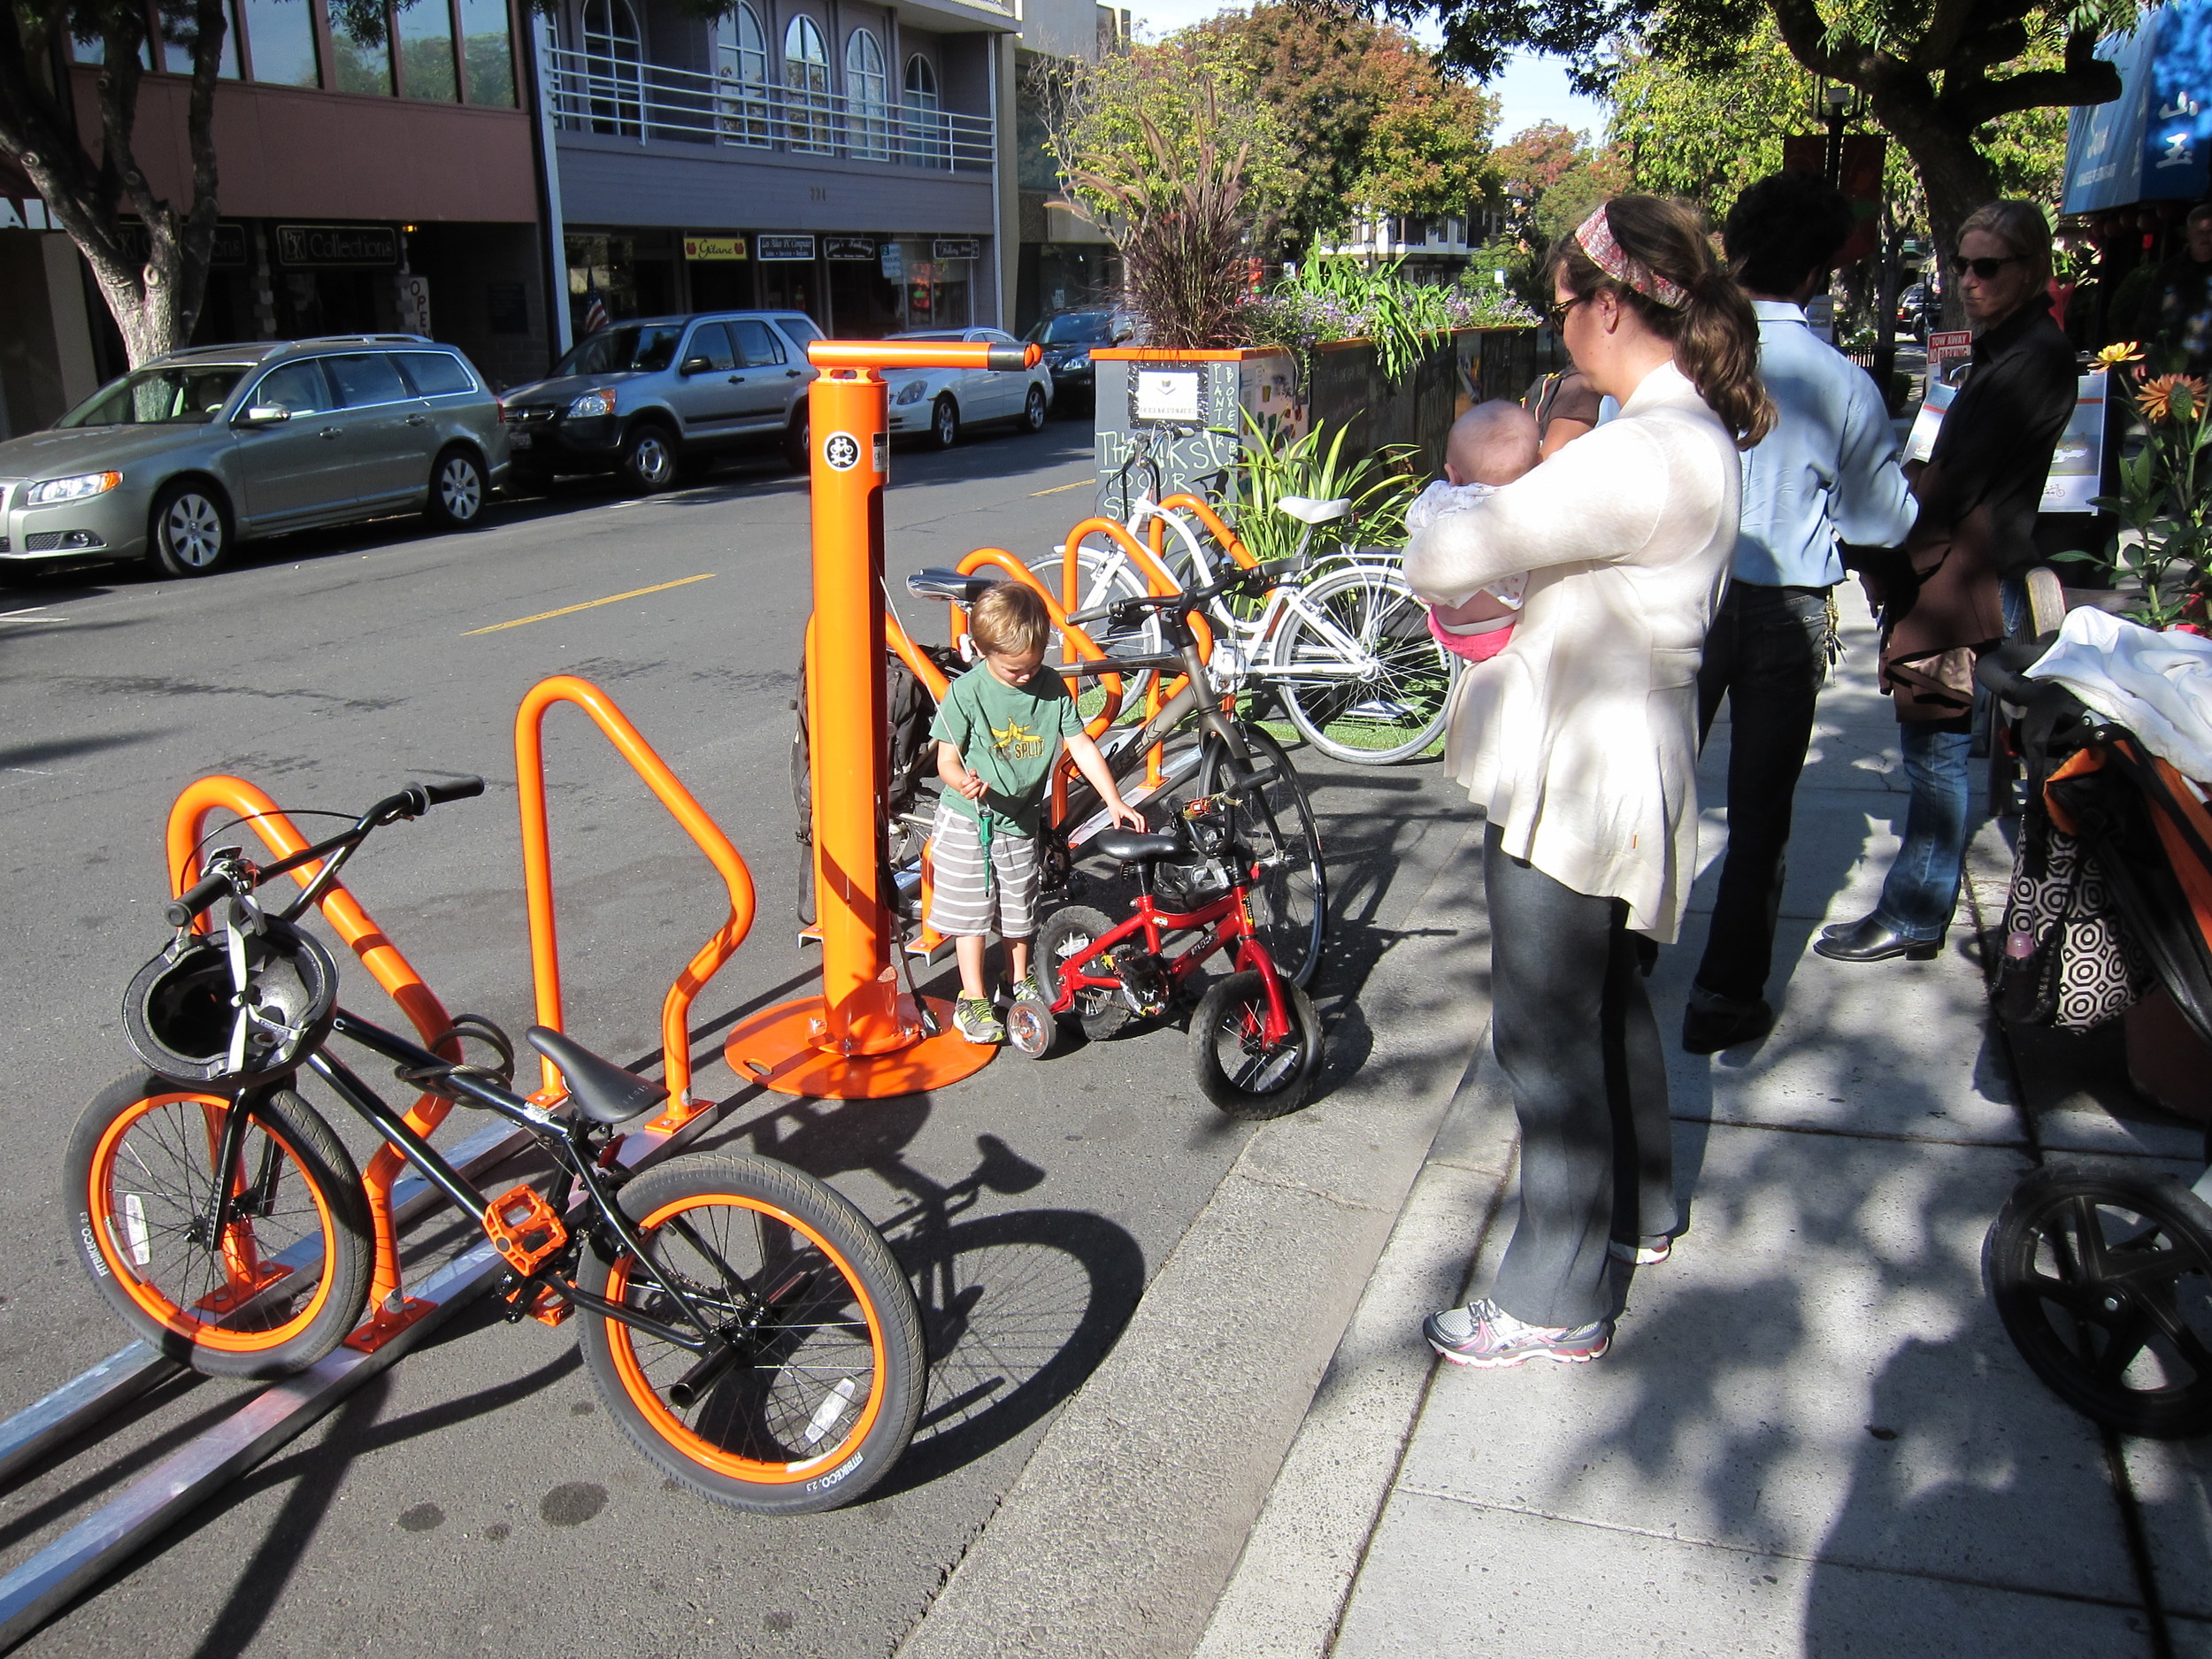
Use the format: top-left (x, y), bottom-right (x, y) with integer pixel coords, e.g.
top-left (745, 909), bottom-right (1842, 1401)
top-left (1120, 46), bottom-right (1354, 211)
top-left (1685, 173), bottom-right (1917, 1054)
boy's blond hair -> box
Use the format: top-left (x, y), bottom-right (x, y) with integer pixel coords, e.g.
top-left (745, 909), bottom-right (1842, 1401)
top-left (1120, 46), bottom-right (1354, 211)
top-left (970, 581), bottom-right (1052, 657)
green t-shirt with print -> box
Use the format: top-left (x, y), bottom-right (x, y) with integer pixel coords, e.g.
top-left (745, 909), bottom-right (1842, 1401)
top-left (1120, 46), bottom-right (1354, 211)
top-left (930, 661), bottom-right (1085, 837)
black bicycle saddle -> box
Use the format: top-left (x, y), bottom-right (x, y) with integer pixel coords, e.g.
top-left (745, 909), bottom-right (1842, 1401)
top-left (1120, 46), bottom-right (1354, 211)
top-left (526, 1026), bottom-right (668, 1125)
top-left (1094, 828), bottom-right (1185, 864)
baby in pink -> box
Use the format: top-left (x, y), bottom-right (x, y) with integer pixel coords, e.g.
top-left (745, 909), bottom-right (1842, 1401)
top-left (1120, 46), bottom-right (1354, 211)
top-left (1407, 402), bottom-right (1540, 664)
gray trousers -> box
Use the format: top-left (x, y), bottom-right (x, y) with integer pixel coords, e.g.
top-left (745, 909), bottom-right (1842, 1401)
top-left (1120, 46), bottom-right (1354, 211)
top-left (1485, 824), bottom-right (1678, 1329)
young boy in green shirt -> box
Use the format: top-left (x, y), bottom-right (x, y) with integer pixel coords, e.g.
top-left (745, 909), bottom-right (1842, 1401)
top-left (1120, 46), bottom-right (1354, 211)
top-left (930, 581), bottom-right (1144, 1043)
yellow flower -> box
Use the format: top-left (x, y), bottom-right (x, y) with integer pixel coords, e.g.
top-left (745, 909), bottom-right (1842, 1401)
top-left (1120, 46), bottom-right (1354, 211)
top-left (2138, 373), bottom-right (2208, 422)
top-left (2096, 340), bottom-right (2146, 367)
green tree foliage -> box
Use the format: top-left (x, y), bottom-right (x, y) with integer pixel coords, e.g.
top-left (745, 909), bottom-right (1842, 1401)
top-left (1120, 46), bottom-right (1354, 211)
top-left (1493, 121), bottom-right (1629, 249)
top-left (1188, 3), bottom-right (1500, 256)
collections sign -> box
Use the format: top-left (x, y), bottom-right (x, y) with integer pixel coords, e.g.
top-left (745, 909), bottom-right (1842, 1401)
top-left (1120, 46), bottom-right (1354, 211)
top-left (933, 238), bottom-right (979, 261)
top-left (825, 236), bottom-right (875, 260)
top-left (275, 223), bottom-right (398, 268)
top-left (116, 219), bottom-right (247, 267)
top-left (682, 235), bottom-right (747, 260)
top-left (756, 234), bottom-right (816, 261)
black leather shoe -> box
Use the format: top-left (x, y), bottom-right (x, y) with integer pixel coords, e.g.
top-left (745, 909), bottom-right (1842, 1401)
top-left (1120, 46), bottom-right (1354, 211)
top-left (1812, 916), bottom-right (1941, 963)
top-left (1682, 997), bottom-right (1775, 1054)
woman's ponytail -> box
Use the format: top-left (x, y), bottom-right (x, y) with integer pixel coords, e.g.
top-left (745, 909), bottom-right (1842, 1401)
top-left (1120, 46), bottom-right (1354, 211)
top-left (1548, 196), bottom-right (1777, 450)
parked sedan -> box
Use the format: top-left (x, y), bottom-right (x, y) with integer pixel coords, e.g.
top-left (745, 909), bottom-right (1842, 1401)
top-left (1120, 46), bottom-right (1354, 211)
top-left (885, 328), bottom-right (1054, 449)
top-left (0, 334), bottom-right (507, 580)
top-left (1023, 308), bottom-right (1127, 412)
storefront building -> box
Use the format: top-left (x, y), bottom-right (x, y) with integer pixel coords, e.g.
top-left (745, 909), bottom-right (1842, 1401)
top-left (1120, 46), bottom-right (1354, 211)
top-left (539, 0), bottom-right (1015, 349)
top-left (0, 0), bottom-right (548, 435)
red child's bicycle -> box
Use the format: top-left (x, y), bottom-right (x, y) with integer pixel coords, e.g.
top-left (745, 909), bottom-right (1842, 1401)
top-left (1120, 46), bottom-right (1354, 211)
top-left (1006, 792), bottom-right (1325, 1119)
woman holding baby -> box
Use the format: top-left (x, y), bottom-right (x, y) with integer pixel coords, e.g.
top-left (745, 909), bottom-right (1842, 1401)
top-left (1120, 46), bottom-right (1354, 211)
top-left (1410, 197), bottom-right (1773, 1367)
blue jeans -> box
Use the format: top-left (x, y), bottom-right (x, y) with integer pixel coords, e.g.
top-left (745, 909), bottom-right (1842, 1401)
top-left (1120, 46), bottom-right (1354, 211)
top-left (1871, 579), bottom-right (2027, 942)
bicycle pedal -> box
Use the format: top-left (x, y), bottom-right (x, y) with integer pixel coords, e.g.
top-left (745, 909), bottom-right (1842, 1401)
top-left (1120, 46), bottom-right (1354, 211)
top-left (526, 1284), bottom-right (572, 1327)
top-left (483, 1184), bottom-right (568, 1276)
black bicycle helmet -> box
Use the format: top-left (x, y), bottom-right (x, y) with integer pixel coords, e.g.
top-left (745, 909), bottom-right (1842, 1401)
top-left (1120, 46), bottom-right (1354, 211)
top-left (123, 915), bottom-right (339, 1087)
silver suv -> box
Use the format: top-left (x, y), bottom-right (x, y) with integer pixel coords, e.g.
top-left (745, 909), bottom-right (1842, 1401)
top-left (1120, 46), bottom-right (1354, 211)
top-left (0, 334), bottom-right (508, 580)
top-left (498, 312), bottom-right (824, 492)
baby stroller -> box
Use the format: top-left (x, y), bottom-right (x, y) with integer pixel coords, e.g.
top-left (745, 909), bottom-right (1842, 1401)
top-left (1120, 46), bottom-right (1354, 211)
top-left (1977, 627), bottom-right (2212, 1440)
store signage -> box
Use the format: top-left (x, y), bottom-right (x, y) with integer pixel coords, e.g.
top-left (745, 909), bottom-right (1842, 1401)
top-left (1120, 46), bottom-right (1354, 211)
top-left (1133, 369), bottom-right (1203, 425)
top-left (933, 238), bottom-right (979, 260)
top-left (826, 236), bottom-right (875, 260)
top-left (757, 234), bottom-right (816, 261)
top-left (111, 219), bottom-right (248, 267)
top-left (0, 196), bottom-right (54, 231)
top-left (275, 223), bottom-right (398, 268)
top-left (682, 235), bottom-right (747, 261)
top-left (880, 242), bottom-right (905, 280)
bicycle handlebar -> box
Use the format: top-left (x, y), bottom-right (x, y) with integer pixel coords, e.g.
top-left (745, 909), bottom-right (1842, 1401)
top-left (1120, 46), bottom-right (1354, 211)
top-left (1066, 558), bottom-right (1293, 627)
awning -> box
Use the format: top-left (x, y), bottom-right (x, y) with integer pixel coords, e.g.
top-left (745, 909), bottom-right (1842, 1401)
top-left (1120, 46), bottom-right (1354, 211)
top-left (2062, 0), bottom-right (2212, 213)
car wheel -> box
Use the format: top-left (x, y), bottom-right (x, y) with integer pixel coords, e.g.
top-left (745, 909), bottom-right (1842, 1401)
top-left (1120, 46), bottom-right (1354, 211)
top-left (621, 423), bottom-right (680, 493)
top-left (425, 446), bottom-right (487, 530)
top-left (148, 480), bottom-right (234, 578)
top-left (783, 408), bottom-right (809, 472)
top-left (1022, 385), bottom-right (1048, 434)
top-left (929, 396), bottom-right (960, 450)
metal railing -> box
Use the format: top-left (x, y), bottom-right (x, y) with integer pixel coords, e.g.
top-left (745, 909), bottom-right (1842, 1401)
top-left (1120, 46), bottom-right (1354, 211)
top-left (546, 44), bottom-right (994, 172)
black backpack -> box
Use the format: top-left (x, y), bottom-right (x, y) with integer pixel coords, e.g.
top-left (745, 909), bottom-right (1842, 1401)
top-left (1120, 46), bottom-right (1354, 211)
top-left (790, 641), bottom-right (963, 926)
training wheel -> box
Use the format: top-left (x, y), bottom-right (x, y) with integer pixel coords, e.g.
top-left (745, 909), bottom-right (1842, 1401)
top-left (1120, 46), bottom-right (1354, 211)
top-left (1006, 995), bottom-right (1057, 1059)
top-left (723, 995), bottom-right (994, 1099)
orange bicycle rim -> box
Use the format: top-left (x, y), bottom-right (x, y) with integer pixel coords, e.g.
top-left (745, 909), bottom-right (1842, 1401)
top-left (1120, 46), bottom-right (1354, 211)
top-left (87, 1093), bottom-right (340, 1355)
top-left (603, 1192), bottom-right (888, 1484)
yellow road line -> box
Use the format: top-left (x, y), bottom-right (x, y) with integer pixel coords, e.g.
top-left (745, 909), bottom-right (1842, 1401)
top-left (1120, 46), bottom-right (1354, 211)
top-left (1029, 478), bottom-right (1094, 496)
top-left (465, 573), bottom-right (716, 636)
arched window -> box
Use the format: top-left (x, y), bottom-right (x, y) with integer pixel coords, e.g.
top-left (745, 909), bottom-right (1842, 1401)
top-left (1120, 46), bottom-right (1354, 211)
top-left (581, 0), bottom-right (642, 137)
top-left (784, 14), bottom-right (831, 153)
top-left (903, 53), bottom-right (945, 169)
top-left (844, 28), bottom-right (887, 160)
top-left (714, 3), bottom-right (768, 146)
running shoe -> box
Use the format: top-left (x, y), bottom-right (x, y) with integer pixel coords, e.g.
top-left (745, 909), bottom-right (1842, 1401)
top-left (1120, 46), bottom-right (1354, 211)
top-left (1011, 973), bottom-right (1045, 1004)
top-left (1608, 1234), bottom-right (1674, 1266)
top-left (953, 995), bottom-right (1005, 1044)
top-left (1424, 1299), bottom-right (1611, 1367)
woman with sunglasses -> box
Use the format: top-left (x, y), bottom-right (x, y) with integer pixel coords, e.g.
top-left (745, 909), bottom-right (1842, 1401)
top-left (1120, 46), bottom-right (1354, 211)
top-left (1406, 196), bottom-right (1773, 1367)
top-left (1816, 201), bottom-right (2077, 964)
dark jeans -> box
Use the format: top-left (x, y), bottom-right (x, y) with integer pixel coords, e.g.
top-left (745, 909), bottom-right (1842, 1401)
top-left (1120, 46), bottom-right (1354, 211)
top-left (1485, 825), bottom-right (1678, 1330)
top-left (1694, 580), bottom-right (1832, 1004)
top-left (1872, 579), bottom-right (2028, 942)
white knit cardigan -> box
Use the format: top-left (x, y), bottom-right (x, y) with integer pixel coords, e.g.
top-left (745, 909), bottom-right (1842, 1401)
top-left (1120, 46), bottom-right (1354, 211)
top-left (1404, 362), bottom-right (1740, 942)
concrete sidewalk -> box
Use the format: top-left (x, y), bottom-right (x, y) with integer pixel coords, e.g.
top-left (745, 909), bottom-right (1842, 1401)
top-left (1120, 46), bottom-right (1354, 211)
top-left (1201, 592), bottom-right (2210, 1657)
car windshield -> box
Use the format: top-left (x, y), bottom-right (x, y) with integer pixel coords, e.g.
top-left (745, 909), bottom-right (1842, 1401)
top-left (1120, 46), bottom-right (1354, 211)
top-left (60, 365), bottom-right (251, 427)
top-left (552, 324), bottom-right (685, 377)
top-left (1027, 312), bottom-right (1113, 346)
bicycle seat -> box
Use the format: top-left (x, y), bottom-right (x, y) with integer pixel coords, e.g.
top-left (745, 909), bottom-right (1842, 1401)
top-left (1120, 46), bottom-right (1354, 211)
top-left (1094, 828), bottom-right (1185, 864)
top-left (907, 569), bottom-right (998, 604)
top-left (1275, 495), bottom-right (1354, 526)
top-left (526, 1026), bottom-right (668, 1125)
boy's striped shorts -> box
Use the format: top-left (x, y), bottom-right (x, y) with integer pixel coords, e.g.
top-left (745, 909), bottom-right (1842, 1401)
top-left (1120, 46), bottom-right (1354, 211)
top-left (926, 797), bottom-right (1040, 940)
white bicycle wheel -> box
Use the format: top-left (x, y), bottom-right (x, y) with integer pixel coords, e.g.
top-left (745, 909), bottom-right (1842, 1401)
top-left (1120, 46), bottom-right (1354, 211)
top-left (1035, 541), bottom-right (1164, 715)
top-left (1268, 564), bottom-right (1458, 764)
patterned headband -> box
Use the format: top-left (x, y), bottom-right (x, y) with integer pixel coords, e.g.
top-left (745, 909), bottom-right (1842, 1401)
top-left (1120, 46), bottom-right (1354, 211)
top-left (1574, 205), bottom-right (1688, 310)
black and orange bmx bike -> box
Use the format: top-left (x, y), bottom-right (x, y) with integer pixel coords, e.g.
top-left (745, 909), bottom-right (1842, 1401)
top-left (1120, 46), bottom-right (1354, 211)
top-left (66, 779), bottom-right (924, 1514)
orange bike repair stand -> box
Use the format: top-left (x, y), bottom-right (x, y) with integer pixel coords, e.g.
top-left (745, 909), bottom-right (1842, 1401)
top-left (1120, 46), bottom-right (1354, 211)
top-left (723, 338), bottom-right (1041, 1099)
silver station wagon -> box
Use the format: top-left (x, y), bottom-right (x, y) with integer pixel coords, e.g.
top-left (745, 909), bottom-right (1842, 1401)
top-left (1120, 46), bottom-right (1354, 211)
top-left (0, 334), bottom-right (510, 580)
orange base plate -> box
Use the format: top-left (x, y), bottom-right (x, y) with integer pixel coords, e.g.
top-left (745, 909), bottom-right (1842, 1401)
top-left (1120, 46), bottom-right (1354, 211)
top-left (723, 995), bottom-right (994, 1099)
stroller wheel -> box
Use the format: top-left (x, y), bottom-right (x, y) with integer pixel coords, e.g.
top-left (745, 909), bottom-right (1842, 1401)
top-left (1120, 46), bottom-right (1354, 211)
top-left (1984, 1164), bottom-right (2212, 1439)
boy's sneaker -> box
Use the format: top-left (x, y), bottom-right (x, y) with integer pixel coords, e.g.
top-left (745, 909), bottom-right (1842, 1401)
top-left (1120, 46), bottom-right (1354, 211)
top-left (952, 995), bottom-right (1005, 1045)
top-left (1608, 1234), bottom-right (1673, 1266)
top-left (1424, 1299), bottom-right (1610, 1368)
top-left (1011, 973), bottom-right (1045, 1004)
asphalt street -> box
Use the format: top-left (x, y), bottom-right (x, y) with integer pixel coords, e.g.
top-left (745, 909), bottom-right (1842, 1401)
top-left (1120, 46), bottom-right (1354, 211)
top-left (0, 419), bottom-right (1472, 1657)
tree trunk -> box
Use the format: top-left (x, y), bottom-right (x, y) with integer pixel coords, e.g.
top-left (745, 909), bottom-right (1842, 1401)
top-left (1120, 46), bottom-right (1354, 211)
top-left (1872, 93), bottom-right (1999, 333)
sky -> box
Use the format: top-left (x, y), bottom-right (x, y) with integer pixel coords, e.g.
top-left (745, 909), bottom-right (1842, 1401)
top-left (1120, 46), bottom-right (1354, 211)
top-left (1116, 2), bottom-right (1612, 143)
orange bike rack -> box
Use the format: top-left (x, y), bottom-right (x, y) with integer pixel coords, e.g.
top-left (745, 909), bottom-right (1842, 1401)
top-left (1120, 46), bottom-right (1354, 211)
top-left (1155, 494), bottom-right (1260, 572)
top-left (167, 778), bottom-right (467, 1340)
top-left (514, 675), bottom-right (757, 1130)
top-left (723, 339), bottom-right (1040, 1100)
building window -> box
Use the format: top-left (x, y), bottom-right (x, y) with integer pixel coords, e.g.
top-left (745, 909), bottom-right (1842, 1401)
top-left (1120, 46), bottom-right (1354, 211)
top-left (396, 0), bottom-right (457, 100)
top-left (458, 0), bottom-right (514, 105)
top-left (327, 0), bottom-right (395, 95)
top-left (903, 53), bottom-right (945, 171)
top-left (582, 0), bottom-right (643, 136)
top-left (784, 15), bottom-right (832, 155)
top-left (715, 4), bottom-right (768, 147)
top-left (845, 27), bottom-right (887, 161)
top-left (242, 0), bottom-right (319, 85)
top-left (158, 0), bottom-right (243, 76)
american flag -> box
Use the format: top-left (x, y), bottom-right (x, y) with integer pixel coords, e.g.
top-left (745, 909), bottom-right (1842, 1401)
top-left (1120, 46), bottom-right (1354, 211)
top-left (581, 288), bottom-right (610, 334)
